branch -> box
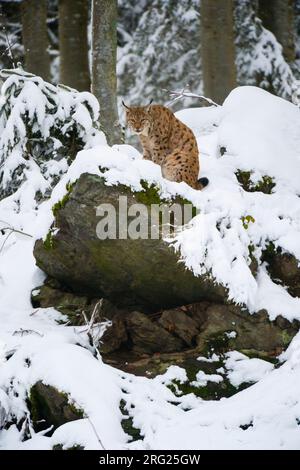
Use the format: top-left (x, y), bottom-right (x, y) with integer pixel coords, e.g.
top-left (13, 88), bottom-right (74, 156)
top-left (80, 299), bottom-right (105, 349)
top-left (163, 84), bottom-right (220, 107)
top-left (12, 328), bottom-right (43, 337)
top-left (87, 299), bottom-right (103, 335)
top-left (0, 226), bottom-right (32, 238)
top-left (0, 221), bottom-right (33, 255)
top-left (0, 19), bottom-right (16, 68)
top-left (85, 414), bottom-right (106, 450)
top-left (69, 396), bottom-right (106, 450)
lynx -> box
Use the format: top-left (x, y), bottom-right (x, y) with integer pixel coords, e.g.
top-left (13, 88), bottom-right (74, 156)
top-left (123, 100), bottom-right (208, 190)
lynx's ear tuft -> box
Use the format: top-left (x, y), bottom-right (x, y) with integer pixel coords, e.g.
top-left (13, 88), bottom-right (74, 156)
top-left (145, 99), bottom-right (153, 112)
top-left (122, 100), bottom-right (130, 110)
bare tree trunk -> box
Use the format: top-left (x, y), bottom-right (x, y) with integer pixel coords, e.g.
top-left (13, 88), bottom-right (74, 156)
top-left (91, 0), bottom-right (122, 145)
top-left (258, 0), bottom-right (296, 63)
top-left (201, 0), bottom-right (237, 103)
top-left (58, 0), bottom-right (90, 91)
top-left (21, 0), bottom-right (50, 80)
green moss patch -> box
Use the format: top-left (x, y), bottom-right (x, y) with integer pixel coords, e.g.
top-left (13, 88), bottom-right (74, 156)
top-left (241, 214), bottom-right (255, 229)
top-left (166, 355), bottom-right (249, 401)
top-left (52, 181), bottom-right (75, 216)
top-left (119, 399), bottom-right (142, 442)
top-left (134, 180), bottom-right (198, 220)
top-left (134, 180), bottom-right (165, 205)
top-left (236, 170), bottom-right (275, 194)
top-left (43, 230), bottom-right (56, 251)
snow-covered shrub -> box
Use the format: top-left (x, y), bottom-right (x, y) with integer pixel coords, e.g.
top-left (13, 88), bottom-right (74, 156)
top-left (235, 0), bottom-right (295, 100)
top-left (0, 68), bottom-right (103, 200)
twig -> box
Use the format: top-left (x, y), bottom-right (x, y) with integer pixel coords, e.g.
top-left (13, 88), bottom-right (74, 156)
top-left (87, 299), bottom-right (103, 334)
top-left (80, 300), bottom-right (106, 355)
top-left (1, 23), bottom-right (16, 68)
top-left (0, 223), bottom-right (33, 255)
top-left (69, 396), bottom-right (106, 449)
top-left (85, 414), bottom-right (106, 450)
top-left (81, 309), bottom-right (89, 326)
top-left (0, 226), bottom-right (32, 238)
top-left (0, 230), bottom-right (13, 255)
top-left (29, 309), bottom-right (41, 316)
top-left (70, 398), bottom-right (107, 450)
top-left (164, 84), bottom-right (220, 107)
top-left (12, 328), bottom-right (43, 337)
top-left (0, 39), bottom-right (20, 58)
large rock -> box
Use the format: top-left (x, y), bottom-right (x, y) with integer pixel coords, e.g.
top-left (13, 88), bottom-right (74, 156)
top-left (34, 173), bottom-right (226, 311)
top-left (102, 301), bottom-right (299, 376)
top-left (125, 310), bottom-right (184, 353)
top-left (264, 249), bottom-right (300, 298)
top-left (28, 382), bottom-right (83, 432)
top-left (31, 278), bottom-right (123, 326)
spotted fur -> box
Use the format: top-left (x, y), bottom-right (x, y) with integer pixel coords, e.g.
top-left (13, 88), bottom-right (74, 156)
top-left (123, 103), bottom-right (208, 190)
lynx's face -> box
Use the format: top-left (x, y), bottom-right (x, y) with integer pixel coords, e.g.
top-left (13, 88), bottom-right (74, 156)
top-left (125, 107), bottom-right (151, 135)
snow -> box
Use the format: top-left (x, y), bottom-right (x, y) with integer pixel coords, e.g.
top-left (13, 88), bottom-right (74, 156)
top-left (1, 83), bottom-right (300, 449)
top-left (197, 353), bottom-right (220, 363)
top-left (225, 331), bottom-right (237, 339)
top-left (191, 371), bottom-right (223, 387)
top-left (235, 0), bottom-right (295, 101)
top-left (0, 69), bottom-right (105, 202)
top-left (32, 87), bottom-right (300, 319)
top-left (224, 351), bottom-right (274, 387)
top-left (219, 86), bottom-right (300, 192)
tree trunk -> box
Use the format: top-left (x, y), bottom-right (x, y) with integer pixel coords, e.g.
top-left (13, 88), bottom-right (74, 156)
top-left (258, 0), bottom-right (296, 63)
top-left (201, 0), bottom-right (237, 104)
top-left (21, 0), bottom-right (50, 80)
top-left (58, 0), bottom-right (90, 91)
top-left (91, 0), bottom-right (122, 145)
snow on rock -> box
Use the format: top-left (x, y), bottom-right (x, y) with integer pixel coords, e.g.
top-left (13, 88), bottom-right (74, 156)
top-left (139, 345), bottom-right (300, 449)
top-left (197, 353), bottom-right (220, 363)
top-left (219, 86), bottom-right (300, 192)
top-left (255, 265), bottom-right (300, 321)
top-left (1, 85), bottom-right (300, 450)
top-left (224, 351), bottom-right (274, 387)
top-left (28, 86), bottom-right (300, 320)
top-left (191, 371), bottom-right (223, 387)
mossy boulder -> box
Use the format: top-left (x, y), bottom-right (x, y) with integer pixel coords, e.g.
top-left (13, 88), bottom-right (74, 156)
top-left (34, 173), bottom-right (226, 312)
top-left (28, 382), bottom-right (83, 432)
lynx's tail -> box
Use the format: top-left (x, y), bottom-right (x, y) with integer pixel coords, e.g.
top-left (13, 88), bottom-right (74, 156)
top-left (198, 177), bottom-right (209, 189)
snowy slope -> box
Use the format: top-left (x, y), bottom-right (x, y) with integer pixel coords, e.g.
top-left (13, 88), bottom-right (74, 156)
top-left (0, 85), bottom-right (300, 449)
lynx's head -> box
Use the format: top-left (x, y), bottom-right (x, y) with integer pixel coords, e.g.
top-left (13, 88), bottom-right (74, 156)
top-left (122, 100), bottom-right (153, 135)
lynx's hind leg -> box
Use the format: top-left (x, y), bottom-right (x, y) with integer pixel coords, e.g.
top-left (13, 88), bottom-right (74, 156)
top-left (162, 152), bottom-right (200, 190)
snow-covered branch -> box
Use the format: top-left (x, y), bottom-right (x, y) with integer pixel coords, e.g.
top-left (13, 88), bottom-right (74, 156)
top-left (163, 85), bottom-right (220, 107)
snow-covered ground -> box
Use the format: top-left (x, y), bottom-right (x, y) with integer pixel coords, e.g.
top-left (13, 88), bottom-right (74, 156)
top-left (0, 83), bottom-right (300, 449)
